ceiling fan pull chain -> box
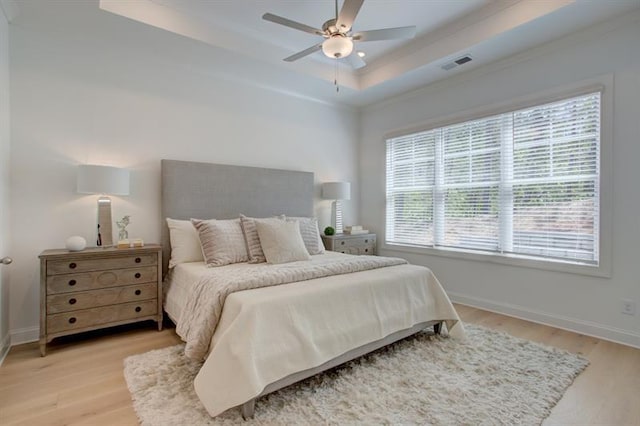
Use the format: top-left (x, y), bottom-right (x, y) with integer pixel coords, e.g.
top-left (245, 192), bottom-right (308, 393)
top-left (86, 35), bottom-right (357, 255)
top-left (335, 60), bottom-right (340, 92)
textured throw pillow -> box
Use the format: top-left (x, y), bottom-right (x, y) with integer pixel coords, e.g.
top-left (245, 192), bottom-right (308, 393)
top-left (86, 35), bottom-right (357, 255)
top-left (286, 216), bottom-right (325, 255)
top-left (240, 215), bottom-right (285, 263)
top-left (166, 218), bottom-right (204, 268)
top-left (191, 218), bottom-right (249, 267)
top-left (255, 219), bottom-right (311, 264)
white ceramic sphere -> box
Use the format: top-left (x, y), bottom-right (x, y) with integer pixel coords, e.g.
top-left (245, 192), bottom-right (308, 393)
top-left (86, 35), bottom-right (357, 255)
top-left (65, 236), bottom-right (87, 251)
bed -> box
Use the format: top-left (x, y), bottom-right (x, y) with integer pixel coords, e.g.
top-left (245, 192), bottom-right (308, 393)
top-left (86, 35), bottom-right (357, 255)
top-left (161, 159), bottom-right (464, 419)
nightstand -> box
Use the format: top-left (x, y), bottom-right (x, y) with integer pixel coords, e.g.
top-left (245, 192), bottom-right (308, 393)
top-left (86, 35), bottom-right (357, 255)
top-left (321, 233), bottom-right (377, 255)
top-left (38, 245), bottom-right (163, 356)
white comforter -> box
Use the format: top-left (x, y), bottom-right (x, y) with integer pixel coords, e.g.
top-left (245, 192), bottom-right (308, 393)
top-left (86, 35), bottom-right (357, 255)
top-left (177, 253), bottom-right (408, 360)
top-left (172, 253), bottom-right (464, 417)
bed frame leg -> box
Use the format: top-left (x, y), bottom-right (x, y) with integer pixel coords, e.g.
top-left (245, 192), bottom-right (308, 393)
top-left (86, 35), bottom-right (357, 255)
top-left (433, 322), bottom-right (442, 335)
top-left (241, 399), bottom-right (256, 420)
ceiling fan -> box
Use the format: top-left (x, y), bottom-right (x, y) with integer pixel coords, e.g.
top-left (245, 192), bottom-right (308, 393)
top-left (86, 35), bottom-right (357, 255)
top-left (262, 0), bottom-right (417, 69)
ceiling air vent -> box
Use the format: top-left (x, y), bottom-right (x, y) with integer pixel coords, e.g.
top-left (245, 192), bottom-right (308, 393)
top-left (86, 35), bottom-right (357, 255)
top-left (441, 55), bottom-right (473, 71)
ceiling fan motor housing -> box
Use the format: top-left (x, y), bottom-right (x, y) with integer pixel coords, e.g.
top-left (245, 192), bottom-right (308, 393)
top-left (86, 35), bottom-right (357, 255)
top-left (322, 18), bottom-right (341, 35)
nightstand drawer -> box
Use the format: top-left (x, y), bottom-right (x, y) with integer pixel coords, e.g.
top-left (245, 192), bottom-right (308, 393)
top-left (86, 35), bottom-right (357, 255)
top-left (46, 266), bottom-right (157, 294)
top-left (46, 299), bottom-right (157, 334)
top-left (334, 245), bottom-right (375, 255)
top-left (336, 238), bottom-right (375, 249)
top-left (46, 254), bottom-right (157, 275)
top-left (46, 282), bottom-right (158, 314)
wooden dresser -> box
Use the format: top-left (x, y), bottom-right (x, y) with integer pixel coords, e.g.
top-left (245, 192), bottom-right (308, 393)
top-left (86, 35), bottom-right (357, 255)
top-left (39, 245), bottom-right (162, 356)
top-left (321, 233), bottom-right (377, 255)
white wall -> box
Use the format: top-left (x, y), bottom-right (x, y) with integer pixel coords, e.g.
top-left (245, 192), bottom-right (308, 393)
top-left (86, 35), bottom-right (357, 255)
top-left (360, 13), bottom-right (640, 347)
top-left (9, 3), bottom-right (359, 342)
top-left (0, 6), bottom-right (11, 360)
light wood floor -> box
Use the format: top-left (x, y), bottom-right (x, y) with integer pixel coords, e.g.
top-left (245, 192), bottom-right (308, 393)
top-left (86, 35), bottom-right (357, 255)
top-left (1, 305), bottom-right (638, 425)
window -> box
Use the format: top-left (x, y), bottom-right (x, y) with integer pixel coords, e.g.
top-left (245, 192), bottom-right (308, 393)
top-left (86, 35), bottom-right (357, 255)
top-left (385, 92), bottom-right (600, 266)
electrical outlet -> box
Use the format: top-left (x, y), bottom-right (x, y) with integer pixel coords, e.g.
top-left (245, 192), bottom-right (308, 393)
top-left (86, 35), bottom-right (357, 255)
top-left (621, 299), bottom-right (636, 316)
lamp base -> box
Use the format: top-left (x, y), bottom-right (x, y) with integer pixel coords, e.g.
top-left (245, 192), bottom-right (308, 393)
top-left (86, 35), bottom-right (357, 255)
top-left (331, 200), bottom-right (344, 234)
top-left (97, 196), bottom-right (114, 247)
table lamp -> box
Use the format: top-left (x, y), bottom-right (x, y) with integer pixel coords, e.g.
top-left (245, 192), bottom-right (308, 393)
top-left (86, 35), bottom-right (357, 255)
top-left (322, 182), bottom-right (351, 234)
top-left (77, 164), bottom-right (130, 247)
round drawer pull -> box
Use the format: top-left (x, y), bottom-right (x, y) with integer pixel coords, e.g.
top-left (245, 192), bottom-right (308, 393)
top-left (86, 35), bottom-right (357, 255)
top-left (135, 257), bottom-right (141, 263)
top-left (135, 289), bottom-right (141, 296)
top-left (365, 239), bottom-right (369, 243)
top-left (135, 306), bottom-right (142, 313)
top-left (69, 262), bottom-right (77, 269)
top-left (341, 241), bottom-right (345, 245)
top-left (68, 317), bottom-right (77, 324)
top-left (69, 298), bottom-right (77, 305)
top-left (135, 273), bottom-right (141, 279)
top-left (365, 249), bottom-right (369, 253)
top-left (68, 279), bottom-right (76, 286)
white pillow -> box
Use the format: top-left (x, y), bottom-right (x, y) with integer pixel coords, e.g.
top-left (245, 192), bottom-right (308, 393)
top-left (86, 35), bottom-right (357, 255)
top-left (255, 219), bottom-right (311, 264)
top-left (240, 215), bottom-right (285, 264)
top-left (286, 216), bottom-right (325, 255)
top-left (191, 218), bottom-right (249, 267)
top-left (166, 218), bottom-right (204, 268)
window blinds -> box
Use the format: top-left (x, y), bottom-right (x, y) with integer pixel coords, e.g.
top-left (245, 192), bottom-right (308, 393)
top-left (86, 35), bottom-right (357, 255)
top-left (385, 92), bottom-right (600, 265)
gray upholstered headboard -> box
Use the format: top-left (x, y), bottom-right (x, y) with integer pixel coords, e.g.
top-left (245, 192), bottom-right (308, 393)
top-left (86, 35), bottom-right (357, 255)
top-left (161, 159), bottom-right (314, 275)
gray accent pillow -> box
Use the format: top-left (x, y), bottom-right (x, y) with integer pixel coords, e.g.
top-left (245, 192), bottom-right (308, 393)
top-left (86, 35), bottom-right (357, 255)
top-left (286, 216), bottom-right (325, 255)
top-left (191, 218), bottom-right (249, 267)
top-left (255, 219), bottom-right (311, 264)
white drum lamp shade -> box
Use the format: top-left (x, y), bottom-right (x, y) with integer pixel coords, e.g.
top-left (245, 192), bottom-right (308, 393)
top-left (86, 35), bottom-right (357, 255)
top-left (77, 165), bottom-right (130, 196)
top-left (322, 182), bottom-right (351, 201)
top-left (77, 165), bottom-right (130, 247)
top-left (322, 182), bottom-right (351, 234)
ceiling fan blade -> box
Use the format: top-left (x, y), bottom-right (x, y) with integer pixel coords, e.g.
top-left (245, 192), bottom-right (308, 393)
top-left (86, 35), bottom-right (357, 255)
top-left (346, 53), bottom-right (367, 69)
top-left (353, 26), bottom-right (417, 42)
top-left (283, 44), bottom-right (323, 62)
top-left (336, 0), bottom-right (364, 32)
top-left (262, 13), bottom-right (324, 36)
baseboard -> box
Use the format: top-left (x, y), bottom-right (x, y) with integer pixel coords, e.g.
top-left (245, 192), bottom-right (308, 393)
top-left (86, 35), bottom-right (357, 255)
top-left (7, 299), bottom-right (639, 350)
top-left (0, 332), bottom-right (10, 366)
top-left (10, 326), bottom-right (39, 346)
top-left (449, 292), bottom-right (640, 349)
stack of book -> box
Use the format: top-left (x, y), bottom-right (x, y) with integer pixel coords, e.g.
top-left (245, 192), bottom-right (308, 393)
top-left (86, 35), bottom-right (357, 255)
top-left (343, 225), bottom-right (369, 235)
top-left (117, 238), bottom-right (145, 249)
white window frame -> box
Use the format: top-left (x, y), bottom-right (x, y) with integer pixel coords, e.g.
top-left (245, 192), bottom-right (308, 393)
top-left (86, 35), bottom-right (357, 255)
top-left (383, 76), bottom-right (613, 278)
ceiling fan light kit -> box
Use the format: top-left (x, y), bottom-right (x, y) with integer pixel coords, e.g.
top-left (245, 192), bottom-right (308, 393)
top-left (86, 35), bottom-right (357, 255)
top-left (263, 0), bottom-right (416, 67)
top-left (322, 34), bottom-right (354, 58)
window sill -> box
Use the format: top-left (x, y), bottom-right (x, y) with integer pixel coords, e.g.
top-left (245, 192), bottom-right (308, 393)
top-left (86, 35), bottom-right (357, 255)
top-left (382, 243), bottom-right (611, 278)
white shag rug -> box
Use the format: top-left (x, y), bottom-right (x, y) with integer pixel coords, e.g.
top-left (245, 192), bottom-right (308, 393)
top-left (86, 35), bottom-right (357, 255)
top-left (124, 324), bottom-right (588, 425)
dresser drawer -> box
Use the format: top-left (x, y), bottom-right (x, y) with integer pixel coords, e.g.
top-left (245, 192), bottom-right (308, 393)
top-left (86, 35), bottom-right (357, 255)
top-left (47, 299), bottom-right (157, 334)
top-left (46, 254), bottom-right (157, 275)
top-left (46, 282), bottom-right (158, 314)
top-left (46, 266), bottom-right (157, 294)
